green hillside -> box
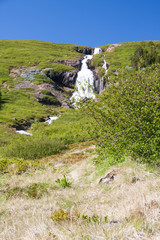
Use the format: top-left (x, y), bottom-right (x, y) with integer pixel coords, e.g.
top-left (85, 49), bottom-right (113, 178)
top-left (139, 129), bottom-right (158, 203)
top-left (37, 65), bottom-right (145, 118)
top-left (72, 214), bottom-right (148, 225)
top-left (0, 40), bottom-right (94, 159)
top-left (92, 40), bottom-right (160, 77)
top-left (0, 40), bottom-right (160, 165)
top-left (0, 40), bottom-right (85, 125)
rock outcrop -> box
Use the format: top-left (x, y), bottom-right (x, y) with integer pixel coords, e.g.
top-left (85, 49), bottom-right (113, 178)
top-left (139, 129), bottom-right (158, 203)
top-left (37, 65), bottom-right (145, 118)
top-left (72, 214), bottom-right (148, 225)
top-left (94, 74), bottom-right (106, 94)
top-left (74, 47), bottom-right (94, 55)
top-left (58, 59), bottom-right (82, 70)
top-left (44, 70), bottom-right (77, 88)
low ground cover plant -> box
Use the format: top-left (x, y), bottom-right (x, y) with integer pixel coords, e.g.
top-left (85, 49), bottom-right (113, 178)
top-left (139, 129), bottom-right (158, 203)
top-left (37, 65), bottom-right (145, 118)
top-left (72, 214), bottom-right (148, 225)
top-left (56, 175), bottom-right (71, 188)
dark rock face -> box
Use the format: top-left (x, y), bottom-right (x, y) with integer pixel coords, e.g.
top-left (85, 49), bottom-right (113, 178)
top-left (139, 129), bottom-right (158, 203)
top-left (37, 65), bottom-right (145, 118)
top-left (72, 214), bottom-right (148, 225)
top-left (58, 59), bottom-right (82, 70)
top-left (74, 47), bottom-right (94, 55)
top-left (93, 70), bottom-right (106, 94)
top-left (45, 70), bottom-right (77, 88)
top-left (13, 119), bottom-right (32, 130)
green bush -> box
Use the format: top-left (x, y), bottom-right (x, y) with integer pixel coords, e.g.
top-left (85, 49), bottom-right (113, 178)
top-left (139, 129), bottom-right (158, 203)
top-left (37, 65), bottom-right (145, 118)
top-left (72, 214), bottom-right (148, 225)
top-left (131, 42), bottom-right (160, 69)
top-left (84, 67), bottom-right (160, 166)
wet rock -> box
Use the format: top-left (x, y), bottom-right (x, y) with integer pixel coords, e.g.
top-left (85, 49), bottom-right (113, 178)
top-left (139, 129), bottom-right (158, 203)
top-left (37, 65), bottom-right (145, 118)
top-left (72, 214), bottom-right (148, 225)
top-left (74, 47), bottom-right (94, 55)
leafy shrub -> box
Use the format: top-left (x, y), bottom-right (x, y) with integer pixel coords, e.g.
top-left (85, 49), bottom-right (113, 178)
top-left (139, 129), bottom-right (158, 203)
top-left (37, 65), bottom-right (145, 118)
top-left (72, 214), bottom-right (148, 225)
top-left (84, 67), bottom-right (160, 166)
top-left (131, 42), bottom-right (160, 69)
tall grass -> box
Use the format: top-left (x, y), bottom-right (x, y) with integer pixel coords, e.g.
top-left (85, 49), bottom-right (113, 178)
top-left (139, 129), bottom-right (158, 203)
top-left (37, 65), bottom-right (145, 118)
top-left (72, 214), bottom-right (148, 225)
top-left (2, 137), bottom-right (66, 160)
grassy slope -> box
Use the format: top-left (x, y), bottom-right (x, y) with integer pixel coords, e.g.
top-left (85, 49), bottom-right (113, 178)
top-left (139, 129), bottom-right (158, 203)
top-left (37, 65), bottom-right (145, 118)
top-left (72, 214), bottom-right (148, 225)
top-left (0, 143), bottom-right (160, 239)
top-left (0, 40), bottom-right (93, 159)
top-left (92, 41), bottom-right (160, 75)
top-left (0, 40), bottom-right (85, 125)
top-left (0, 109), bottom-right (92, 159)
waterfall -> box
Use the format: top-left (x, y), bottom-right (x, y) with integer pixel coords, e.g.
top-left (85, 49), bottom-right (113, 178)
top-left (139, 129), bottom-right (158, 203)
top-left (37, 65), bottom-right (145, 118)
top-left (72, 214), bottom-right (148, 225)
top-left (98, 58), bottom-right (108, 93)
top-left (71, 47), bottom-right (103, 104)
top-left (94, 48), bottom-right (102, 55)
top-left (102, 59), bottom-right (108, 75)
top-left (70, 54), bottom-right (95, 103)
top-left (70, 47), bottom-right (109, 104)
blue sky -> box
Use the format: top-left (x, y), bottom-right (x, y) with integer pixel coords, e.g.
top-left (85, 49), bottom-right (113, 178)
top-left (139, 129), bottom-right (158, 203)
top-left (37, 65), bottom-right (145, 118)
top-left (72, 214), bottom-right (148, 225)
top-left (0, 0), bottom-right (160, 47)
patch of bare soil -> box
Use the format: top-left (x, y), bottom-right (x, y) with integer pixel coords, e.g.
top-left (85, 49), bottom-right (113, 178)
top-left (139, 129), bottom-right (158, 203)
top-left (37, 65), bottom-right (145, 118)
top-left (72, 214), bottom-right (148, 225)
top-left (106, 43), bottom-right (122, 52)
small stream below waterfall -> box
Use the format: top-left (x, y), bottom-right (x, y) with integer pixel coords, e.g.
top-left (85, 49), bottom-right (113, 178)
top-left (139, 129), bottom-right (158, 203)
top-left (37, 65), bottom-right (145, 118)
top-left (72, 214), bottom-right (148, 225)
top-left (71, 47), bottom-right (108, 104)
top-left (45, 116), bottom-right (59, 125)
top-left (16, 130), bottom-right (33, 136)
top-left (15, 116), bottom-right (59, 136)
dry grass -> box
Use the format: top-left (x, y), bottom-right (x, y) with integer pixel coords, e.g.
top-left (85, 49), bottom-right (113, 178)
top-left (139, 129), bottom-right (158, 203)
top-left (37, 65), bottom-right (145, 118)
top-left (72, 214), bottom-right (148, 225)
top-left (0, 143), bottom-right (160, 240)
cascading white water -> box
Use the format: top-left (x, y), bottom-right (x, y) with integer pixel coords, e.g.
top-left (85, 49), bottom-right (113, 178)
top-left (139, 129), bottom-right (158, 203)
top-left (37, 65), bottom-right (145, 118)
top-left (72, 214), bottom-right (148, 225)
top-left (70, 54), bottom-right (95, 103)
top-left (94, 48), bottom-right (102, 55)
top-left (102, 59), bottom-right (108, 75)
top-left (71, 47), bottom-right (103, 104)
top-left (45, 116), bottom-right (59, 125)
top-left (98, 59), bottom-right (108, 93)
